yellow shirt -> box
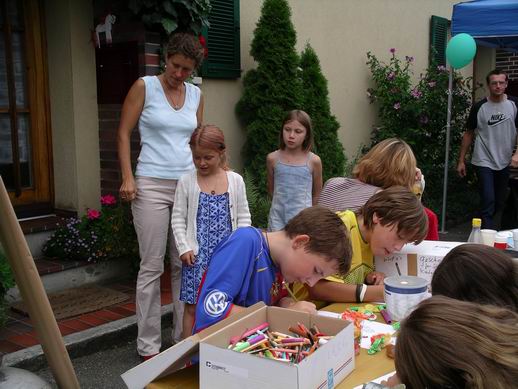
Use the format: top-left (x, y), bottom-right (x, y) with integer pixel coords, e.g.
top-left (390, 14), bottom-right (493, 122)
top-left (293, 210), bottom-right (374, 303)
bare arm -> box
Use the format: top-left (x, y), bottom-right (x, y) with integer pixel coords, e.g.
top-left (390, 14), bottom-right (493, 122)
top-left (196, 92), bottom-right (204, 127)
top-left (311, 154), bottom-right (323, 205)
top-left (266, 152), bottom-right (276, 199)
top-left (457, 130), bottom-right (474, 177)
top-left (229, 304), bottom-right (246, 316)
top-left (279, 297), bottom-right (317, 314)
top-left (511, 132), bottom-right (518, 167)
top-left (117, 79), bottom-right (145, 201)
top-left (308, 280), bottom-right (384, 303)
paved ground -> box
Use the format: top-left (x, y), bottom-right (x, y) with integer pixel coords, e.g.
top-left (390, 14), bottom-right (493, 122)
top-left (35, 328), bottom-right (173, 388)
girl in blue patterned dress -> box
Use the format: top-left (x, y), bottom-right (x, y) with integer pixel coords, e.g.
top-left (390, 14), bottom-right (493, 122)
top-left (172, 125), bottom-right (251, 338)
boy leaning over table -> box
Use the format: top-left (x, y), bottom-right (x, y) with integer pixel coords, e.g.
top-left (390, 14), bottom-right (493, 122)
top-left (293, 186), bottom-right (428, 307)
top-left (192, 206), bottom-right (352, 333)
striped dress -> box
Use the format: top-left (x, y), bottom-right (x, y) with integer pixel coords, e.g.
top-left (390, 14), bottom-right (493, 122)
top-left (317, 177), bottom-right (379, 212)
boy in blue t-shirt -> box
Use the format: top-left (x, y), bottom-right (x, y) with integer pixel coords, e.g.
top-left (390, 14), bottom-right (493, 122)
top-left (193, 206), bottom-right (352, 333)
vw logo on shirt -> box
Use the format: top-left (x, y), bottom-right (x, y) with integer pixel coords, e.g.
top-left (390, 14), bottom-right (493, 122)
top-left (204, 290), bottom-right (229, 317)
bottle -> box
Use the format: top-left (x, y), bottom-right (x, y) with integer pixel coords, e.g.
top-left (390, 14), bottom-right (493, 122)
top-left (467, 218), bottom-right (482, 244)
top-left (493, 232), bottom-right (508, 250)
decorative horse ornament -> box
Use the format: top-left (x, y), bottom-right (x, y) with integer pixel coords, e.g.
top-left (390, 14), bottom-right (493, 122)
top-left (95, 13), bottom-right (116, 48)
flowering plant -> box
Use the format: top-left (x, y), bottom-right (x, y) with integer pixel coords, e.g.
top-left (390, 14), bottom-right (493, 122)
top-left (366, 49), bottom-right (478, 224)
top-left (43, 195), bottom-right (139, 268)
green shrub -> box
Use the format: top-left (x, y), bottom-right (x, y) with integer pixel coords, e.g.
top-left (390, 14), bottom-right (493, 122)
top-left (243, 170), bottom-right (271, 228)
top-left (0, 248), bottom-right (14, 327)
top-left (128, 0), bottom-right (211, 37)
top-left (300, 43), bottom-right (346, 182)
top-left (236, 0), bottom-right (303, 198)
top-left (43, 195), bottom-right (140, 272)
top-left (366, 49), bottom-right (478, 225)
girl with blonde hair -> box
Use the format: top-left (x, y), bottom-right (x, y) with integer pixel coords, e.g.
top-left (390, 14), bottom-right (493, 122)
top-left (318, 138), bottom-right (438, 240)
top-left (353, 138), bottom-right (417, 189)
top-left (172, 125), bottom-right (251, 338)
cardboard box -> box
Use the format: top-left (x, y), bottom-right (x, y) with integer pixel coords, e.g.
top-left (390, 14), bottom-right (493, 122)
top-left (200, 305), bottom-right (354, 389)
top-left (121, 303), bottom-right (354, 389)
top-left (121, 303), bottom-right (266, 389)
top-left (375, 240), bottom-right (465, 284)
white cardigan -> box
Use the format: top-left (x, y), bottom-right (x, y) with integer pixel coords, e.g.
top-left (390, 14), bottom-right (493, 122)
top-left (171, 170), bottom-right (251, 256)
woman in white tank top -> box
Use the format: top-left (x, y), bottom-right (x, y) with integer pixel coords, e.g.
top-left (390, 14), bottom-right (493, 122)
top-left (117, 32), bottom-right (205, 361)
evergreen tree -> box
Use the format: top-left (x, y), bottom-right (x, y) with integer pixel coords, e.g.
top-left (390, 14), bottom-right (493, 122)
top-left (300, 43), bottom-right (346, 182)
top-left (235, 0), bottom-right (303, 197)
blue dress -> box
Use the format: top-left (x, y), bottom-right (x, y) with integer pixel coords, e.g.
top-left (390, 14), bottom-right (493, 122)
top-left (180, 192), bottom-right (232, 304)
top-left (268, 153), bottom-right (313, 231)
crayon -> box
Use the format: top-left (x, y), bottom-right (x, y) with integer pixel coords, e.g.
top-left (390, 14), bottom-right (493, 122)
top-left (283, 281), bottom-right (299, 302)
top-left (280, 337), bottom-right (307, 344)
top-left (380, 309), bottom-right (392, 324)
top-left (288, 326), bottom-right (307, 337)
top-left (240, 322), bottom-right (269, 340)
top-left (248, 334), bottom-right (266, 345)
top-left (241, 338), bottom-right (268, 353)
top-left (233, 341), bottom-right (250, 352)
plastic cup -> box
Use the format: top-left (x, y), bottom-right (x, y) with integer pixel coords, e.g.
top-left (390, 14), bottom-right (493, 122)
top-left (512, 229), bottom-right (518, 250)
top-left (480, 229), bottom-right (497, 246)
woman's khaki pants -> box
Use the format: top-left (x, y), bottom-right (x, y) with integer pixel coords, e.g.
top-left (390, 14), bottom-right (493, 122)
top-left (132, 177), bottom-right (184, 356)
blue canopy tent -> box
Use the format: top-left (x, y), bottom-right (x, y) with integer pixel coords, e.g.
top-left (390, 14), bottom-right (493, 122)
top-left (452, 0), bottom-right (518, 50)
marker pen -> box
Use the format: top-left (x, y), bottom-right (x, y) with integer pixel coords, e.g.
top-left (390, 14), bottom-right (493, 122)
top-left (380, 309), bottom-right (392, 325)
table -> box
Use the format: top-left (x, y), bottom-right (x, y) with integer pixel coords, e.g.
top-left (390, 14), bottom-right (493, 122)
top-left (147, 303), bottom-right (395, 389)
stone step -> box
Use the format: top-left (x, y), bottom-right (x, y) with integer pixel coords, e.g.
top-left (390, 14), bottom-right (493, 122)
top-left (6, 257), bottom-right (129, 304)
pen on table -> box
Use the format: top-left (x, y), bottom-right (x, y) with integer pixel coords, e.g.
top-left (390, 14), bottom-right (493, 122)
top-left (380, 309), bottom-right (392, 325)
top-left (395, 262), bottom-right (402, 276)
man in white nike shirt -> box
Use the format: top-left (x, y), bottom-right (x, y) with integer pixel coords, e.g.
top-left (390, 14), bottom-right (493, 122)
top-left (457, 69), bottom-right (518, 229)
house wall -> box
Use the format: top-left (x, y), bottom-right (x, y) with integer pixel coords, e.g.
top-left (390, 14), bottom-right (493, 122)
top-left (45, 0), bottom-right (485, 215)
top-left (45, 0), bottom-right (100, 214)
top-left (474, 46), bottom-right (496, 101)
top-left (202, 0), bottom-right (473, 171)
top-left (496, 50), bottom-right (518, 81)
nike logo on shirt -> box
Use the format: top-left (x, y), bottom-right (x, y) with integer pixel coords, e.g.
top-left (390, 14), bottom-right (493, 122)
top-left (487, 113), bottom-right (508, 126)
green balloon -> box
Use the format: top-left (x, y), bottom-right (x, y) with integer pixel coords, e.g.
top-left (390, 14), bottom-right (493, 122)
top-left (446, 33), bottom-right (477, 69)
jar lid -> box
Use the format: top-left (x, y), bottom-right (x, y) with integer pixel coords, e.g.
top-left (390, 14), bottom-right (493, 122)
top-left (384, 275), bottom-right (428, 294)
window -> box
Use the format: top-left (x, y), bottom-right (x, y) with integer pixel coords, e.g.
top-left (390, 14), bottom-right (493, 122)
top-left (430, 15), bottom-right (448, 67)
top-left (201, 0), bottom-right (240, 79)
top-left (0, 0), bottom-right (52, 215)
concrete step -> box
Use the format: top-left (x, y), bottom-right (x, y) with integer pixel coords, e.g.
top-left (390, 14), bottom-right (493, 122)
top-left (6, 258), bottom-right (129, 304)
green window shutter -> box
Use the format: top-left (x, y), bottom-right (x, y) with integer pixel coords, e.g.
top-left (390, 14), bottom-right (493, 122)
top-left (201, 0), bottom-right (241, 79)
top-left (430, 15), bottom-right (448, 66)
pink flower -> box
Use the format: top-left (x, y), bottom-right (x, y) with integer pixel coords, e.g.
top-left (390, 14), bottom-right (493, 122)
top-left (390, 48), bottom-right (396, 54)
top-left (198, 35), bottom-right (208, 58)
top-left (437, 65), bottom-right (447, 72)
top-left (87, 209), bottom-right (101, 220)
top-left (393, 102), bottom-right (401, 110)
top-left (100, 194), bottom-right (116, 206)
top-left (387, 71), bottom-right (396, 80)
top-left (411, 88), bottom-right (422, 99)
top-left (405, 56), bottom-right (414, 63)
top-left (428, 81), bottom-right (436, 88)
